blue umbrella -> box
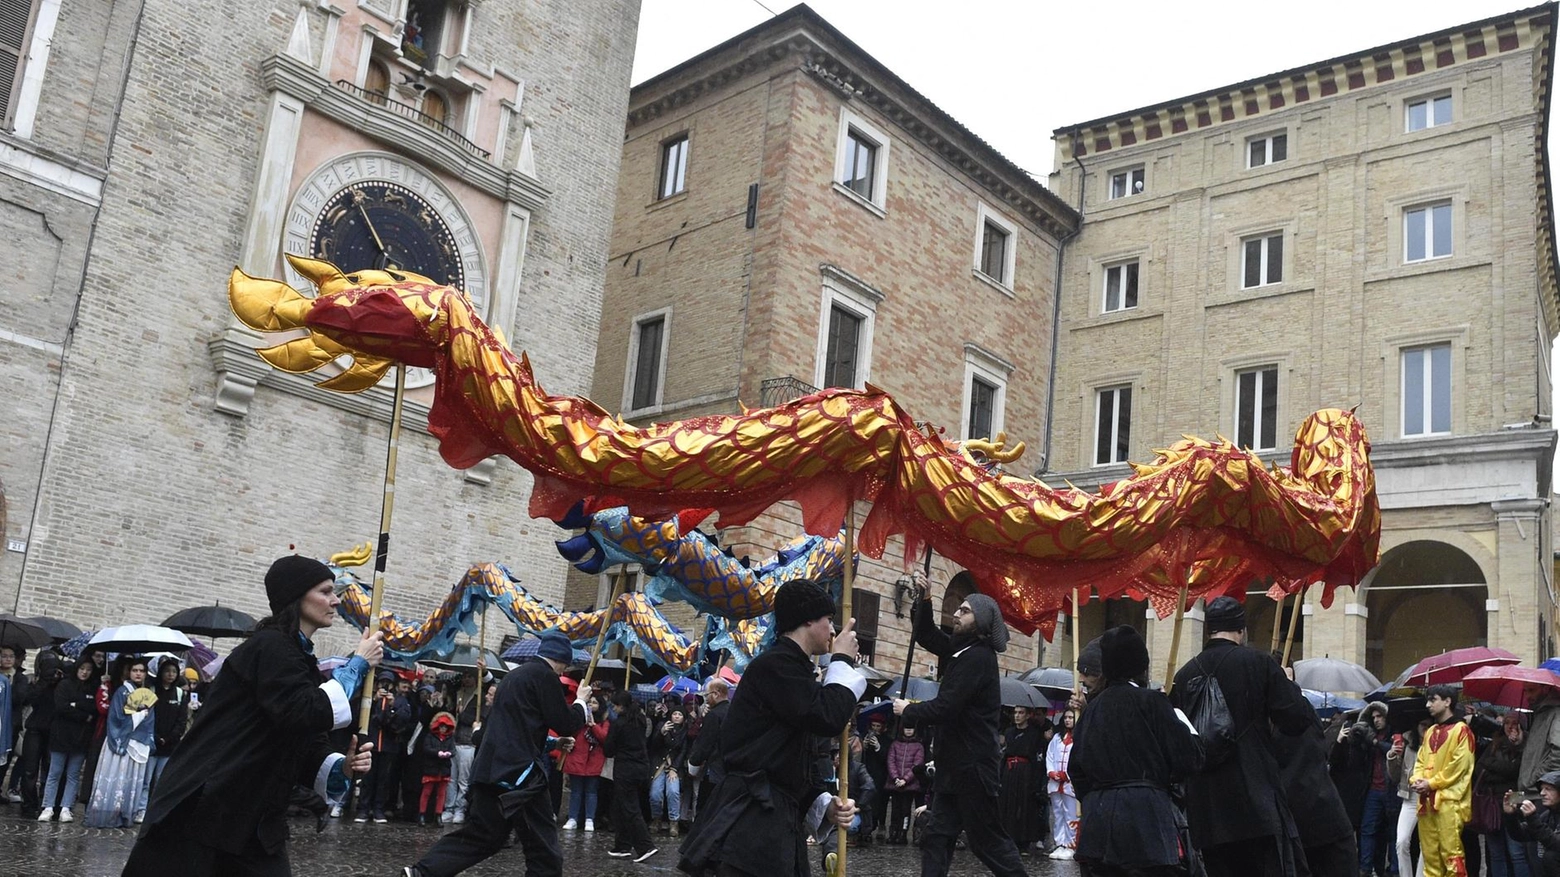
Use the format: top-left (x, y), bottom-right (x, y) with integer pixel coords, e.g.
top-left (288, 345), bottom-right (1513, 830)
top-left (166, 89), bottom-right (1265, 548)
top-left (502, 637), bottom-right (541, 660)
top-left (1541, 658), bottom-right (1560, 675)
top-left (856, 699), bottom-right (895, 734)
top-left (657, 676), bottom-right (700, 697)
top-left (1303, 688), bottom-right (1366, 718)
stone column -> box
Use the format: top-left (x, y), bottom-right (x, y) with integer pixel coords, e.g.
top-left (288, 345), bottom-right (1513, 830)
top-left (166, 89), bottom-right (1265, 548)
top-left (1492, 498), bottom-right (1545, 662)
top-left (1148, 600), bottom-right (1204, 687)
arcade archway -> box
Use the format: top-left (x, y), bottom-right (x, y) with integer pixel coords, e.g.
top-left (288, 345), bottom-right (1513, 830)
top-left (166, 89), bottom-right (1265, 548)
top-left (1363, 540), bottom-right (1488, 680)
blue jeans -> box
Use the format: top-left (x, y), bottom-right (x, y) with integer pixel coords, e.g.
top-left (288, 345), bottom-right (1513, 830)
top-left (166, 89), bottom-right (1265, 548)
top-left (1484, 826), bottom-right (1531, 877)
top-left (567, 774), bottom-right (599, 822)
top-left (42, 751), bottom-right (85, 811)
top-left (136, 754), bottom-right (171, 815)
top-left (650, 767), bottom-right (680, 822)
top-left (1360, 787), bottom-right (1402, 874)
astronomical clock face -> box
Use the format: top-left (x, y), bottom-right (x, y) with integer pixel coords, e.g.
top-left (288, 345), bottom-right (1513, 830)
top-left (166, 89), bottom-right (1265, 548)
top-left (285, 153), bottom-right (488, 389)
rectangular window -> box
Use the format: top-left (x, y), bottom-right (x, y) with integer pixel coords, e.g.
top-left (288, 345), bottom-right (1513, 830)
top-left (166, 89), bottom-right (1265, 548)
top-left (658, 135), bottom-right (688, 200)
top-left (843, 129), bottom-right (878, 200)
top-left (1404, 202), bottom-right (1453, 262)
top-left (835, 588), bottom-right (880, 664)
top-left (1248, 133), bottom-right (1288, 168)
top-left (968, 377), bottom-right (997, 440)
top-left (979, 221), bottom-right (1009, 282)
top-left (0, 0), bottom-right (38, 128)
top-left (1402, 344), bottom-right (1452, 436)
top-left (1406, 95), bottom-right (1453, 132)
top-left (823, 305), bottom-right (863, 389)
top-left (1235, 366), bottom-right (1279, 451)
top-left (630, 317), bottom-right (664, 411)
top-left (1103, 261), bottom-right (1139, 313)
top-left (1241, 233), bottom-right (1284, 288)
top-left (1094, 385), bottom-right (1133, 465)
top-left (1109, 168), bottom-right (1145, 200)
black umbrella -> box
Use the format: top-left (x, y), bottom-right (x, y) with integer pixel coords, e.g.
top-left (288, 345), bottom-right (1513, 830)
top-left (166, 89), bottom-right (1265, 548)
top-left (1016, 667), bottom-right (1075, 699)
top-left (21, 615), bottom-right (81, 644)
top-left (999, 677), bottom-right (1046, 709)
top-left (162, 605), bottom-right (258, 639)
top-left (420, 644), bottom-right (508, 677)
top-left (1384, 694), bottom-right (1430, 734)
top-left (0, 615), bottom-right (51, 650)
top-left (884, 677), bottom-right (940, 701)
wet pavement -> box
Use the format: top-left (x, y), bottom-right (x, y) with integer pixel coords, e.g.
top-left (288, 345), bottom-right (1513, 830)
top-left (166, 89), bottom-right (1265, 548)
top-left (0, 806), bottom-right (1082, 877)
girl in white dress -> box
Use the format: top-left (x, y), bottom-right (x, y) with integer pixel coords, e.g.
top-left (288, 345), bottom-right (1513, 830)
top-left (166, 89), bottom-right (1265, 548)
top-left (1046, 708), bottom-right (1079, 859)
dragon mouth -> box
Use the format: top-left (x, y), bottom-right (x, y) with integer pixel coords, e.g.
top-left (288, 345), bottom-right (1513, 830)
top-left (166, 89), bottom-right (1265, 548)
top-left (304, 286), bottom-right (442, 369)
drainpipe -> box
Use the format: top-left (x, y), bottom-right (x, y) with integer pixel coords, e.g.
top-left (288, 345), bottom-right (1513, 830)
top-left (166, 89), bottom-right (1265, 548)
top-left (1038, 130), bottom-right (1086, 477)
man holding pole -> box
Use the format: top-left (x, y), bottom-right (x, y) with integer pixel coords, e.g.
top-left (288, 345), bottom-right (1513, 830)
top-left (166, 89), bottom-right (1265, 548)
top-left (678, 578), bottom-right (866, 877)
top-left (1170, 595), bottom-right (1313, 877)
top-left (892, 577), bottom-right (1029, 877)
top-left (402, 630), bottom-right (591, 877)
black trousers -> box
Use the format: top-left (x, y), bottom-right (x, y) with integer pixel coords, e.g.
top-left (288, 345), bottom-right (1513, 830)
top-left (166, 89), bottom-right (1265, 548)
top-left (611, 775), bottom-right (654, 854)
top-left (920, 789), bottom-right (1029, 877)
top-left (365, 750), bottom-right (400, 814)
top-left (1079, 864), bottom-right (1182, 877)
top-left (1302, 835), bottom-right (1359, 877)
top-left (1203, 836), bottom-right (1285, 877)
top-left (414, 782), bottom-right (561, 877)
top-left (122, 803), bottom-right (291, 877)
top-left (18, 728), bottom-right (47, 811)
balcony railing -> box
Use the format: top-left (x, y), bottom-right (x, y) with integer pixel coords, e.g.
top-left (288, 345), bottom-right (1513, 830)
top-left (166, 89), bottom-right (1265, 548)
top-left (335, 80), bottom-right (491, 161)
top-left (760, 376), bottom-right (820, 407)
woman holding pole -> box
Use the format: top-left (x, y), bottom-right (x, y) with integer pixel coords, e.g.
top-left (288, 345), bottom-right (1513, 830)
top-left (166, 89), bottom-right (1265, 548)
top-left (121, 555), bottom-right (384, 876)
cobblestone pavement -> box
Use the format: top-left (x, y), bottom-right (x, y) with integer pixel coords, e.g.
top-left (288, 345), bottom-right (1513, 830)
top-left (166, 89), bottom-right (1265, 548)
top-left (0, 808), bottom-right (1081, 877)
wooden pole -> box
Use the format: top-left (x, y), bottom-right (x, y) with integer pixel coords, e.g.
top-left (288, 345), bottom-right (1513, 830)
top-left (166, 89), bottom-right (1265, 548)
top-left (356, 364), bottom-right (407, 736)
top-left (474, 604), bottom-right (487, 726)
top-left (1162, 585), bottom-right (1190, 694)
top-left (625, 643), bottom-right (635, 690)
top-left (582, 569), bottom-right (628, 692)
top-left (1072, 588), bottom-right (1082, 694)
top-left (836, 505), bottom-right (856, 877)
top-left (1268, 593), bottom-right (1286, 656)
top-left (1281, 589), bottom-right (1304, 667)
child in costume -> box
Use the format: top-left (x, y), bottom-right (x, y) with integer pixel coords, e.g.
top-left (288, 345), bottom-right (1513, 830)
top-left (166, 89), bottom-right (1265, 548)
top-left (419, 712), bottom-right (457, 824)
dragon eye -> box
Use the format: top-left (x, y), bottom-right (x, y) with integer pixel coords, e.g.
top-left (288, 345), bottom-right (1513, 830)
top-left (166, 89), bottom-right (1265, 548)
top-left (347, 274), bottom-right (361, 283)
top-left (387, 271), bottom-right (406, 282)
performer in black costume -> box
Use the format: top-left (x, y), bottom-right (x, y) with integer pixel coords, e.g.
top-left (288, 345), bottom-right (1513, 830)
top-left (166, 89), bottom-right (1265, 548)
top-left (678, 578), bottom-right (867, 877)
top-left (404, 630), bottom-right (591, 877)
top-left (999, 706), bottom-right (1049, 853)
top-left (121, 555), bottom-right (383, 877)
top-left (893, 584), bottom-right (1030, 877)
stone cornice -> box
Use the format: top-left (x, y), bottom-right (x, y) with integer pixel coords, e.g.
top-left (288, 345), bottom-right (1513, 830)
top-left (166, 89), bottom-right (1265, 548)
top-left (627, 10), bottom-right (1079, 241)
top-left (1052, 5), bottom-right (1555, 162)
top-left (259, 54), bottom-right (549, 211)
top-left (1045, 427), bottom-right (1558, 495)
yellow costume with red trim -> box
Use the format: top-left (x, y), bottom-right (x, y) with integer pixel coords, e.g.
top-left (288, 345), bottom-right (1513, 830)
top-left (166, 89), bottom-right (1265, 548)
top-left (1411, 718), bottom-right (1475, 877)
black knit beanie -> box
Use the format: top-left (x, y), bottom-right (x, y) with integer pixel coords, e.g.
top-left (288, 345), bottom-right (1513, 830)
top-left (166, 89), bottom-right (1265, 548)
top-left (265, 555), bottom-right (335, 614)
top-left (774, 579), bottom-right (836, 633)
top-left (1100, 625), bottom-right (1150, 682)
top-left (1205, 596), bottom-right (1247, 634)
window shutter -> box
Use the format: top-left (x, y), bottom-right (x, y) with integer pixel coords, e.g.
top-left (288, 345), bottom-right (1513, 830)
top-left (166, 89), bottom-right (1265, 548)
top-left (0, 0), bottom-right (37, 127)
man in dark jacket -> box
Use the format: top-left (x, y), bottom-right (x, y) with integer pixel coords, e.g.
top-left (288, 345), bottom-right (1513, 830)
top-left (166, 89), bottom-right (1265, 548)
top-left (360, 670), bottom-right (412, 823)
top-left (17, 650), bottom-right (61, 816)
top-left (678, 578), bottom-right (865, 877)
top-left (893, 586), bottom-right (1029, 877)
top-left (405, 630), bottom-right (591, 877)
top-left (1505, 768), bottom-right (1560, 876)
top-left (1274, 700), bottom-right (1358, 877)
top-left (1330, 701), bottom-right (1398, 877)
top-left (1171, 596), bottom-right (1313, 877)
top-left (687, 677), bottom-right (729, 810)
top-left (1072, 625), bottom-right (1203, 877)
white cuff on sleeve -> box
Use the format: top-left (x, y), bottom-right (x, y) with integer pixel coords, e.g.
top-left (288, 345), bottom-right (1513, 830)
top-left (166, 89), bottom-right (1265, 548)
top-left (823, 660), bottom-right (867, 700)
top-left (1172, 707), bottom-right (1199, 736)
top-left (807, 792), bottom-right (832, 839)
top-left (321, 679), bottom-right (352, 730)
top-left (314, 752), bottom-right (346, 804)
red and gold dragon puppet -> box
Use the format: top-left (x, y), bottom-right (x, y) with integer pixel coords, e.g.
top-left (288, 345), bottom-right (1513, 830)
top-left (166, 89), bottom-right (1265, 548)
top-left (231, 256), bottom-right (1381, 636)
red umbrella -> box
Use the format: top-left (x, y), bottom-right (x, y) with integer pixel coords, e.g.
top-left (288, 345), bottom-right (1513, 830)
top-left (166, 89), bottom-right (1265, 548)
top-left (1404, 647), bottom-right (1521, 687)
top-left (1461, 666), bottom-right (1560, 709)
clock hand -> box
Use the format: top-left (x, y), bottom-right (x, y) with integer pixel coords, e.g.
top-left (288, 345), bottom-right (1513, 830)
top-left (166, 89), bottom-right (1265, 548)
top-left (355, 199), bottom-right (392, 266)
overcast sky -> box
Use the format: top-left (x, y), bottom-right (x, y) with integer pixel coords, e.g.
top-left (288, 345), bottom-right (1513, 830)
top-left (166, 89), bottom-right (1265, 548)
top-left (632, 0), bottom-right (1560, 452)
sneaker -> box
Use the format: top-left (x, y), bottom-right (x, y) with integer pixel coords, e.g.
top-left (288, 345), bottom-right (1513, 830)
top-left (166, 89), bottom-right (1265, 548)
top-left (608, 850), bottom-right (634, 858)
top-left (58, 809), bottom-right (73, 823)
top-left (584, 819), bottom-right (594, 832)
top-left (562, 818), bottom-right (577, 830)
top-left (329, 805), bottom-right (342, 818)
top-left (5, 792), bottom-right (20, 803)
top-left (36, 808), bottom-right (54, 822)
top-left (374, 815), bottom-right (389, 824)
top-left (1053, 848), bottom-right (1075, 860)
top-left (452, 810), bottom-right (465, 824)
top-left (634, 848), bottom-right (659, 864)
top-left (440, 810), bottom-right (455, 824)
top-left (355, 814), bottom-right (369, 823)
top-left (133, 812), bottom-right (144, 824)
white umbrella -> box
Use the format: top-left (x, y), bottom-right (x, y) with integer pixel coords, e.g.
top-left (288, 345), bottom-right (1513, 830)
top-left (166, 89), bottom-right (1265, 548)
top-left (88, 624), bottom-right (194, 654)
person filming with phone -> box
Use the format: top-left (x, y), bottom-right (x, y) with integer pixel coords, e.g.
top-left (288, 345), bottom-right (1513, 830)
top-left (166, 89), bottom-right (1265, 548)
top-left (1504, 769), bottom-right (1560, 875)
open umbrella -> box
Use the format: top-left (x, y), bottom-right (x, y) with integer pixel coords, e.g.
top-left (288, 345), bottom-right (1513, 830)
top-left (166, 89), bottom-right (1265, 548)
top-left (657, 676), bottom-right (700, 697)
top-left (1383, 694), bottom-right (1430, 734)
top-left (1461, 665), bottom-right (1560, 709)
top-left (1365, 664), bottom-right (1422, 702)
top-left (1302, 689), bottom-right (1367, 718)
top-left (0, 615), bottom-right (51, 650)
top-left (87, 625), bottom-right (193, 654)
top-left (854, 663), bottom-right (897, 700)
top-left (999, 677), bottom-right (1046, 709)
top-left (22, 615), bottom-right (82, 644)
top-left (502, 637), bottom-right (542, 660)
top-left (419, 643), bottom-right (508, 677)
top-left (1292, 657), bottom-right (1381, 694)
top-left (1016, 667), bottom-right (1075, 699)
top-left (162, 605), bottom-right (257, 639)
top-left (856, 699), bottom-right (895, 734)
top-left (885, 677), bottom-right (940, 701)
top-left (1404, 647), bottom-right (1521, 687)
top-left (1542, 658), bottom-right (1560, 675)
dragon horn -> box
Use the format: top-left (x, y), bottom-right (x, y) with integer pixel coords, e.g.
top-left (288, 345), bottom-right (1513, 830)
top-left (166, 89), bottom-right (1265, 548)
top-left (284, 253), bottom-right (350, 293)
top-left (317, 355), bottom-right (395, 393)
top-left (229, 267), bottom-right (314, 333)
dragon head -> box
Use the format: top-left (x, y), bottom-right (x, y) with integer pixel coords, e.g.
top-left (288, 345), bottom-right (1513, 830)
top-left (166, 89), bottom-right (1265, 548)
top-left (228, 254), bottom-right (469, 392)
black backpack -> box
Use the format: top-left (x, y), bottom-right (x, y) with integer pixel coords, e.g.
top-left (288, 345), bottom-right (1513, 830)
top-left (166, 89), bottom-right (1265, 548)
top-left (1182, 650), bottom-right (1238, 769)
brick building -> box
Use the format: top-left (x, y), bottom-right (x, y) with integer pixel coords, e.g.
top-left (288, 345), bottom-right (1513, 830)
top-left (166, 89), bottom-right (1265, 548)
top-left (1046, 4), bottom-right (1560, 683)
top-left (584, 5), bottom-right (1078, 676)
top-left (1, 0), bottom-right (638, 657)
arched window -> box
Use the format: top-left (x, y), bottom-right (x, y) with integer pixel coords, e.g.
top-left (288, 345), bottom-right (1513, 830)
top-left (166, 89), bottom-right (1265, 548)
top-left (421, 89), bottom-right (448, 128)
top-left (940, 572), bottom-right (976, 631)
top-left (364, 60), bottom-right (390, 106)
